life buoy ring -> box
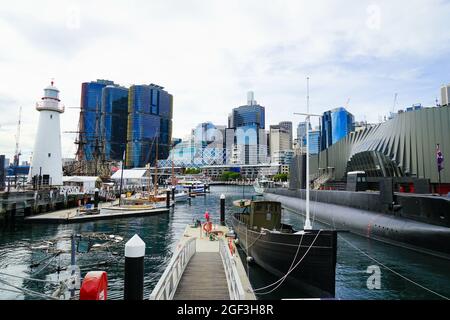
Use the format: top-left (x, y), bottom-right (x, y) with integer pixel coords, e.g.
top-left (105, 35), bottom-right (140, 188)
top-left (203, 221), bottom-right (212, 234)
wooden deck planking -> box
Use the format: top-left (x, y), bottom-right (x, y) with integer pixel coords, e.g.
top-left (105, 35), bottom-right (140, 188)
top-left (173, 252), bottom-right (230, 300)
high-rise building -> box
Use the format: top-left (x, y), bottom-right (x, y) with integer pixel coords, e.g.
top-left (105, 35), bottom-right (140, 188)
top-left (321, 107), bottom-right (354, 150)
top-left (126, 84), bottom-right (173, 168)
top-left (441, 84), bottom-right (450, 106)
top-left (227, 92), bottom-right (267, 165)
top-left (229, 92), bottom-right (265, 129)
top-left (232, 126), bottom-right (268, 165)
top-left (269, 125), bottom-right (291, 162)
top-left (309, 130), bottom-right (320, 155)
top-left (297, 121), bottom-right (312, 146)
top-left (79, 79), bottom-right (115, 161)
top-left (272, 150), bottom-right (295, 165)
top-left (279, 121), bottom-right (293, 149)
top-left (102, 85), bottom-right (129, 161)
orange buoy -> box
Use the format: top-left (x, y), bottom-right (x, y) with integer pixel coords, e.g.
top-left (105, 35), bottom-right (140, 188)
top-left (228, 238), bottom-right (235, 254)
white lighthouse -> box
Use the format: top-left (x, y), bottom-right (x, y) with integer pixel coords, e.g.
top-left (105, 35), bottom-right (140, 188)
top-left (29, 81), bottom-right (65, 186)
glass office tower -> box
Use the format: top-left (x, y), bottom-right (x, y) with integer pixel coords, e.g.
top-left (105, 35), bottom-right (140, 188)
top-left (231, 105), bottom-right (265, 129)
top-left (309, 130), bottom-right (321, 155)
top-left (321, 107), bottom-right (354, 150)
top-left (227, 92), bottom-right (267, 164)
top-left (79, 80), bottom-right (115, 161)
top-left (102, 85), bottom-right (129, 161)
top-left (297, 122), bottom-right (312, 145)
top-left (126, 84), bottom-right (173, 168)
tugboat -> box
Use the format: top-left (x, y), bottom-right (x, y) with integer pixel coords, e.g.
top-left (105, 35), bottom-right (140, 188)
top-left (231, 199), bottom-right (338, 298)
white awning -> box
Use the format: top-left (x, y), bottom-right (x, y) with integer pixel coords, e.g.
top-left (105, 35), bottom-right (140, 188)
top-left (111, 169), bottom-right (149, 180)
top-left (63, 176), bottom-right (101, 183)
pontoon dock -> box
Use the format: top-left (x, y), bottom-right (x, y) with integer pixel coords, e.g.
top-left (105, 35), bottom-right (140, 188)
top-left (150, 225), bottom-right (256, 300)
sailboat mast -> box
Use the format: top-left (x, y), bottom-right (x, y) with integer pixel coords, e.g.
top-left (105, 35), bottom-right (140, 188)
top-left (154, 134), bottom-right (159, 195)
top-left (171, 143), bottom-right (175, 186)
top-left (119, 151), bottom-right (125, 206)
top-left (304, 77), bottom-right (312, 230)
top-left (147, 161), bottom-right (151, 200)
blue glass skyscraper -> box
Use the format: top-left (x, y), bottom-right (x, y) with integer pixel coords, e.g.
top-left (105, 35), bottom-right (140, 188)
top-left (102, 85), bottom-right (129, 161)
top-left (79, 79), bottom-right (115, 161)
top-left (321, 107), bottom-right (354, 150)
top-left (309, 130), bottom-right (320, 155)
top-left (126, 84), bottom-right (173, 168)
top-left (231, 105), bottom-right (265, 129)
top-left (297, 121), bottom-right (312, 145)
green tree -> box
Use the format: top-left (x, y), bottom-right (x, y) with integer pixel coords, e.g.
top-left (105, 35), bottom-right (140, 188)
top-left (184, 168), bottom-right (201, 174)
top-left (220, 171), bottom-right (242, 181)
top-left (273, 173), bottom-right (289, 182)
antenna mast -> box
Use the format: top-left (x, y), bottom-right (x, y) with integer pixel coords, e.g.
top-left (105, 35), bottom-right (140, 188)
top-left (392, 93), bottom-right (398, 114)
top-left (14, 107), bottom-right (22, 167)
top-left (304, 77), bottom-right (312, 230)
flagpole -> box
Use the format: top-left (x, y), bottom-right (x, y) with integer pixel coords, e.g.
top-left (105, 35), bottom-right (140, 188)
top-left (437, 143), bottom-right (443, 195)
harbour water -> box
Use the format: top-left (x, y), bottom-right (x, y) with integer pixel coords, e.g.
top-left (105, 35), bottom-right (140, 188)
top-left (0, 186), bottom-right (449, 300)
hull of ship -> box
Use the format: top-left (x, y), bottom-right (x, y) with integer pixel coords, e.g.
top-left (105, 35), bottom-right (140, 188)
top-left (231, 215), bottom-right (337, 298)
top-left (264, 190), bottom-right (450, 259)
top-left (174, 193), bottom-right (189, 202)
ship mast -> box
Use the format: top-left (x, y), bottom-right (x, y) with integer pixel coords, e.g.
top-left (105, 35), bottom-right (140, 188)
top-left (147, 160), bottom-right (151, 200)
top-left (294, 78), bottom-right (322, 230)
top-left (171, 142), bottom-right (176, 186)
top-left (154, 134), bottom-right (159, 196)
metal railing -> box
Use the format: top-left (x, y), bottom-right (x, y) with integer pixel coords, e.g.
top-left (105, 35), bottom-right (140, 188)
top-left (149, 237), bottom-right (196, 300)
top-left (219, 239), bottom-right (245, 300)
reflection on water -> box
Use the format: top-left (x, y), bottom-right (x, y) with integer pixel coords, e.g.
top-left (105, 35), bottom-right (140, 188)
top-left (0, 186), bottom-right (449, 300)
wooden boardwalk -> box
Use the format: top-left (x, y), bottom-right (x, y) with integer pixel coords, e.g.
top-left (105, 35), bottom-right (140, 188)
top-left (149, 225), bottom-right (256, 300)
top-left (173, 252), bottom-right (230, 300)
top-left (25, 202), bottom-right (169, 224)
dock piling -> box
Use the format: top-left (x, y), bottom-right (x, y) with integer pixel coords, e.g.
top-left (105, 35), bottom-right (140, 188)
top-left (220, 194), bottom-right (225, 226)
top-left (124, 234), bottom-right (145, 300)
top-left (171, 186), bottom-right (175, 201)
top-left (70, 234), bottom-right (76, 298)
top-left (94, 188), bottom-right (99, 209)
top-left (166, 188), bottom-right (171, 208)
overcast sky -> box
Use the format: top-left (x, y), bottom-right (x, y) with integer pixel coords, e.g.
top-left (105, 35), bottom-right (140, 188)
top-left (0, 0), bottom-right (449, 161)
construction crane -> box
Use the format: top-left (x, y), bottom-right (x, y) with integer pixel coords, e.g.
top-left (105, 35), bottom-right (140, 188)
top-left (13, 106), bottom-right (22, 167)
top-left (392, 93), bottom-right (398, 113)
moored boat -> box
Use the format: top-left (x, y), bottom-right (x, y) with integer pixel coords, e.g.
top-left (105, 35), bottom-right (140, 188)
top-left (231, 200), bottom-right (338, 298)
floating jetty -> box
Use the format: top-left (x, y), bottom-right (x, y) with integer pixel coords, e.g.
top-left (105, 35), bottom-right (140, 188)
top-left (150, 224), bottom-right (255, 300)
top-left (24, 201), bottom-right (170, 224)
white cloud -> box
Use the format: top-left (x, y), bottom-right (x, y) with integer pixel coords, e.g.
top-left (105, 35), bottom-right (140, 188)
top-left (0, 0), bottom-right (449, 159)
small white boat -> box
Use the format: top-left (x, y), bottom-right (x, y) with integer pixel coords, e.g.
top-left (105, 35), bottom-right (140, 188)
top-left (178, 180), bottom-right (206, 193)
top-left (174, 191), bottom-right (189, 202)
top-left (253, 176), bottom-right (270, 194)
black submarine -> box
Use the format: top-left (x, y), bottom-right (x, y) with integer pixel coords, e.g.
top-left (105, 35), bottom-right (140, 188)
top-left (263, 171), bottom-right (450, 260)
